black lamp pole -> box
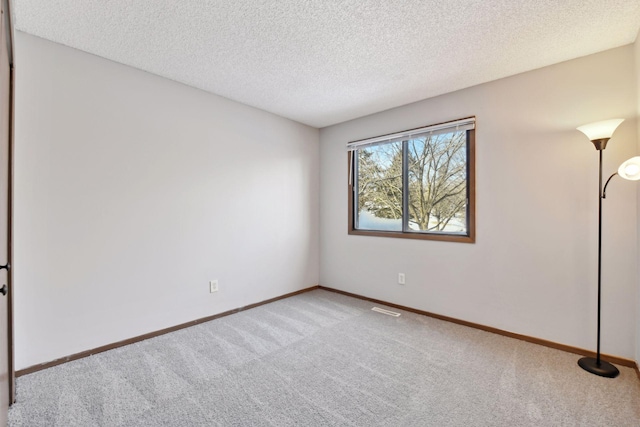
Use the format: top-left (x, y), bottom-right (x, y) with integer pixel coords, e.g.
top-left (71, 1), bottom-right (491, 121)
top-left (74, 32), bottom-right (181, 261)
top-left (577, 138), bottom-right (620, 378)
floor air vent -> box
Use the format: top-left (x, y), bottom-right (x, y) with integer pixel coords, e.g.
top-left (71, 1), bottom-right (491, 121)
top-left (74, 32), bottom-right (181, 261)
top-left (371, 307), bottom-right (401, 317)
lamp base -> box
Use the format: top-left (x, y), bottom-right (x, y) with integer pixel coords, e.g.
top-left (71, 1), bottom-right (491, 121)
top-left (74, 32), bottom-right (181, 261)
top-left (578, 357), bottom-right (619, 378)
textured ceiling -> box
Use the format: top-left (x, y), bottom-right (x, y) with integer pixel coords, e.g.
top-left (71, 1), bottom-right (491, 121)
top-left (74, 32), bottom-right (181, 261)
top-left (12, 0), bottom-right (640, 128)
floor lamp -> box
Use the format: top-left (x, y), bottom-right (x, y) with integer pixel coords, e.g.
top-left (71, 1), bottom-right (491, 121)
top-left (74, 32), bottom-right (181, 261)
top-left (576, 119), bottom-right (640, 378)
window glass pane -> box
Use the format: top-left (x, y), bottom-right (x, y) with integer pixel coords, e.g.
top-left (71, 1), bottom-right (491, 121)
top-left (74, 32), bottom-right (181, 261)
top-left (356, 142), bottom-right (403, 231)
top-left (407, 131), bottom-right (467, 233)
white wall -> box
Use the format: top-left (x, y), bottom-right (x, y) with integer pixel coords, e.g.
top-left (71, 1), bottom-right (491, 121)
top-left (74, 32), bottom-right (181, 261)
top-left (14, 32), bottom-right (320, 370)
top-left (320, 46), bottom-right (639, 359)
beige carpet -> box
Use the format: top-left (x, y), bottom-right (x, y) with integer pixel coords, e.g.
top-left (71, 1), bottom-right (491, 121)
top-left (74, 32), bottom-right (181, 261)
top-left (8, 289), bottom-right (640, 426)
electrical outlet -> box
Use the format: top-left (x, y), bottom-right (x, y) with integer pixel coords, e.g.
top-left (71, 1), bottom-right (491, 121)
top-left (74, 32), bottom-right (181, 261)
top-left (209, 280), bottom-right (218, 293)
top-left (398, 273), bottom-right (405, 285)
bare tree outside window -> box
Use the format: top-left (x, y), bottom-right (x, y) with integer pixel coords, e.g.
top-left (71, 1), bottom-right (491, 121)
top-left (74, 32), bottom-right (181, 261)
top-left (407, 132), bottom-right (467, 232)
top-left (349, 119), bottom-right (475, 243)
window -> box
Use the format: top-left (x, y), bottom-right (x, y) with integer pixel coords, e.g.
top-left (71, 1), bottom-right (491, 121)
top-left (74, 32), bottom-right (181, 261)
top-left (348, 117), bottom-right (475, 243)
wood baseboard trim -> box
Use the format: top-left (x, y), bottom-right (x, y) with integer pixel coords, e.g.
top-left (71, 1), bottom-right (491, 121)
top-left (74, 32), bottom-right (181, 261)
top-left (318, 286), bottom-right (637, 369)
top-left (17, 285), bottom-right (638, 378)
top-left (16, 285), bottom-right (320, 377)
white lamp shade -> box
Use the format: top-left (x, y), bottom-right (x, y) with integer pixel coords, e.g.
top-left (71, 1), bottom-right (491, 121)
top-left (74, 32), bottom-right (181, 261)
top-left (618, 156), bottom-right (640, 181)
top-left (576, 119), bottom-right (624, 141)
